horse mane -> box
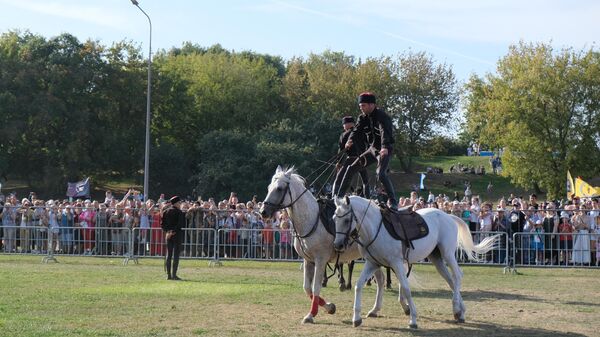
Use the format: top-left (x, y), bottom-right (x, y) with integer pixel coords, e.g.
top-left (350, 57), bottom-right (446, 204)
top-left (271, 166), bottom-right (308, 189)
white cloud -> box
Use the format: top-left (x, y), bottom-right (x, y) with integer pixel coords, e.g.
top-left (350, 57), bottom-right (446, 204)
top-left (0, 0), bottom-right (128, 30)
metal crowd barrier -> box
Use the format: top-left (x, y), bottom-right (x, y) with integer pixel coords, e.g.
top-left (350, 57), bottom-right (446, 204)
top-left (2, 213), bottom-right (598, 270)
top-left (215, 228), bottom-right (299, 261)
top-left (512, 232), bottom-right (598, 268)
top-left (0, 225), bottom-right (133, 264)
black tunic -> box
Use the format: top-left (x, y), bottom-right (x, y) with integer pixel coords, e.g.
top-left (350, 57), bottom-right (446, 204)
top-left (161, 206), bottom-right (185, 234)
top-left (350, 107), bottom-right (394, 150)
top-left (339, 128), bottom-right (366, 157)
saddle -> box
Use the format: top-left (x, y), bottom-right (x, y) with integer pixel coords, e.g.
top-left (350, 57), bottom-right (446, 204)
top-left (317, 198), bottom-right (337, 236)
top-left (380, 205), bottom-right (429, 248)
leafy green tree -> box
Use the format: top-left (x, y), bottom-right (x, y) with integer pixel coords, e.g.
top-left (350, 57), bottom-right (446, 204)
top-left (0, 31), bottom-right (148, 195)
top-left (388, 51), bottom-right (459, 172)
top-left (465, 42), bottom-right (600, 198)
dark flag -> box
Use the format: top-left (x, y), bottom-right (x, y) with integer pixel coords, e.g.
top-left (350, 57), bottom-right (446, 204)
top-left (67, 177), bottom-right (90, 198)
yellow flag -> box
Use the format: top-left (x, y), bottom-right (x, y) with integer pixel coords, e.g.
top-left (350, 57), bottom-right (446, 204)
top-left (574, 177), bottom-right (600, 198)
top-left (567, 170), bottom-right (575, 200)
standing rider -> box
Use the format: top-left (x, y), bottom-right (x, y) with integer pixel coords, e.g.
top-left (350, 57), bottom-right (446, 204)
top-left (332, 116), bottom-right (370, 198)
top-left (333, 92), bottom-right (397, 210)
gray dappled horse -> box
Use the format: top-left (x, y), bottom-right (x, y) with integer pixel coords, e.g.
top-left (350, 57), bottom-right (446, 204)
top-left (260, 166), bottom-right (385, 324)
top-left (333, 195), bottom-right (498, 329)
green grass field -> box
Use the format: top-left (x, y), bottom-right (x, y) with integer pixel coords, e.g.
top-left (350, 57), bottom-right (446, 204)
top-left (0, 256), bottom-right (597, 337)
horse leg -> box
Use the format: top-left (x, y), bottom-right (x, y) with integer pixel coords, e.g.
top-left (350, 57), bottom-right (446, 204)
top-left (345, 260), bottom-right (355, 290)
top-left (429, 250), bottom-right (464, 322)
top-left (367, 267), bottom-right (385, 318)
top-left (352, 260), bottom-right (379, 327)
top-left (442, 250), bottom-right (466, 323)
top-left (337, 263), bottom-right (345, 291)
top-left (302, 260), bottom-right (317, 324)
top-left (304, 258), bottom-right (335, 324)
top-left (321, 268), bottom-right (328, 287)
top-left (391, 261), bottom-right (418, 329)
top-left (386, 267), bottom-right (392, 289)
top-left (398, 283), bottom-right (410, 316)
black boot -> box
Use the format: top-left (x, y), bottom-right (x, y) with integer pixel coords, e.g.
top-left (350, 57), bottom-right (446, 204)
top-left (172, 257), bottom-right (181, 280)
top-left (165, 257), bottom-right (172, 280)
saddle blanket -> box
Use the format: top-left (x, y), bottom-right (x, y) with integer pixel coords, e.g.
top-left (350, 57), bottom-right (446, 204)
top-left (380, 206), bottom-right (429, 243)
top-left (317, 198), bottom-right (336, 236)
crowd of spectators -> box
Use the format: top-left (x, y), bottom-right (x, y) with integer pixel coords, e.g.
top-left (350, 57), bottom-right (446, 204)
top-left (1, 188), bottom-right (599, 266)
top-left (391, 190), bottom-right (600, 266)
top-left (0, 190), bottom-right (296, 260)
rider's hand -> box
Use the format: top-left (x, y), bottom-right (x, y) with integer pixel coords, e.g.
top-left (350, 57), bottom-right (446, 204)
top-left (380, 148), bottom-right (389, 157)
top-left (345, 139), bottom-right (353, 150)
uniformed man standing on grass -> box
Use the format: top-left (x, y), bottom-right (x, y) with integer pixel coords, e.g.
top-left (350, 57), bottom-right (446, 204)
top-left (161, 196), bottom-right (185, 280)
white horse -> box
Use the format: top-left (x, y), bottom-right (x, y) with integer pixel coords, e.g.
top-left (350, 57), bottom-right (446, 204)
top-left (259, 166), bottom-right (385, 324)
top-left (333, 196), bottom-right (498, 329)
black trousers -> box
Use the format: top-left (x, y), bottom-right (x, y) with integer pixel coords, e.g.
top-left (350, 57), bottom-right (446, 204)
top-left (334, 147), bottom-right (396, 204)
top-left (332, 156), bottom-right (370, 198)
top-left (165, 233), bottom-right (182, 277)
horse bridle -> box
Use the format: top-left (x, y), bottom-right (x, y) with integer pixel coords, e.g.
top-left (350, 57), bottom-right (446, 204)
top-left (263, 176), bottom-right (319, 240)
top-left (334, 206), bottom-right (360, 248)
top-left (263, 177), bottom-right (310, 211)
top-left (334, 200), bottom-right (390, 268)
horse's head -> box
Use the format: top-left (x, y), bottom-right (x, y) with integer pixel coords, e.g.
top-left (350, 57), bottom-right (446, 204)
top-left (333, 195), bottom-right (355, 252)
top-left (260, 165), bottom-right (295, 219)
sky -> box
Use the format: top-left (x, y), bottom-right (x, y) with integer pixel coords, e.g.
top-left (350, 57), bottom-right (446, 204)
top-left (1, 0), bottom-right (599, 83)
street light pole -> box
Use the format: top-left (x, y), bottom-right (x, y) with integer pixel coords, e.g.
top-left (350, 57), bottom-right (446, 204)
top-left (130, 0), bottom-right (152, 202)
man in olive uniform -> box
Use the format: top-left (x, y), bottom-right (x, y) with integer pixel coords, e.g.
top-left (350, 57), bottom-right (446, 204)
top-left (333, 92), bottom-right (397, 209)
top-left (332, 116), bottom-right (370, 198)
top-left (162, 196), bottom-right (185, 280)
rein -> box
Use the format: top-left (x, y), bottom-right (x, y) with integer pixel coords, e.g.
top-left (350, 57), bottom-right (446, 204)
top-left (336, 200), bottom-right (390, 269)
top-left (337, 200), bottom-right (414, 277)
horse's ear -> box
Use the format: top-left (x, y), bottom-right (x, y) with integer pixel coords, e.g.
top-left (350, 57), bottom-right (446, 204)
top-left (345, 195), bottom-right (350, 205)
top-left (334, 196), bottom-right (341, 206)
top-left (276, 165), bottom-right (283, 174)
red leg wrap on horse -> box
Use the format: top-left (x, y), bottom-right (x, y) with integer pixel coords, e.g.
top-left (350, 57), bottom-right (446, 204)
top-left (310, 296), bottom-right (319, 316)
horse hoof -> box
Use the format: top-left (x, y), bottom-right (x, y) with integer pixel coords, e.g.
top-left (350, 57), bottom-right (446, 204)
top-left (367, 311), bottom-right (378, 318)
top-left (457, 318), bottom-right (465, 323)
top-left (324, 302), bottom-right (336, 315)
top-left (353, 318), bottom-right (362, 327)
top-left (339, 284), bottom-right (346, 292)
top-left (409, 323), bottom-right (418, 329)
top-left (302, 315), bottom-right (314, 324)
top-left (403, 308), bottom-right (411, 316)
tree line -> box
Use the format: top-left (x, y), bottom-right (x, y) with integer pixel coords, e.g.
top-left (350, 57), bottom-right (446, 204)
top-left (1, 31), bottom-right (598, 200)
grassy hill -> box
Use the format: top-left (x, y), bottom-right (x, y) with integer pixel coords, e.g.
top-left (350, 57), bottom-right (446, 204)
top-left (2, 156), bottom-right (537, 204)
top-left (387, 156), bottom-right (537, 203)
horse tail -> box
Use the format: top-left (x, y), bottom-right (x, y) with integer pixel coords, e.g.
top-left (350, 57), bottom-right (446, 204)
top-left (449, 214), bottom-right (498, 262)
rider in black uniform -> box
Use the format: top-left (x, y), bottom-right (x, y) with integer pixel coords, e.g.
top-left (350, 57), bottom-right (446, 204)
top-left (333, 92), bottom-right (397, 210)
top-left (332, 116), bottom-right (370, 198)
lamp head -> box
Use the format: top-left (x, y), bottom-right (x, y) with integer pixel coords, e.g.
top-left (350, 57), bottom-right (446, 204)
top-left (130, 0), bottom-right (139, 5)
